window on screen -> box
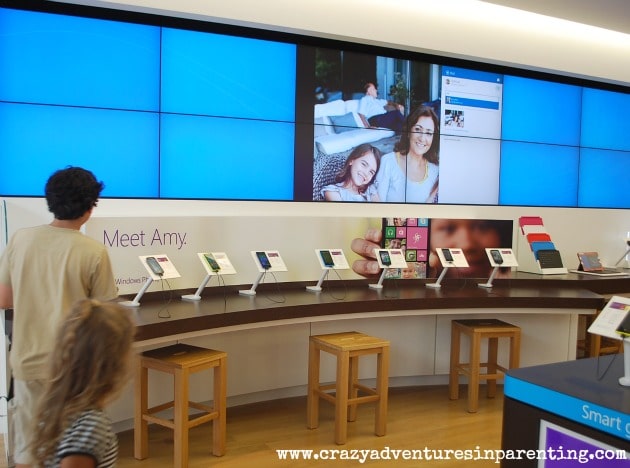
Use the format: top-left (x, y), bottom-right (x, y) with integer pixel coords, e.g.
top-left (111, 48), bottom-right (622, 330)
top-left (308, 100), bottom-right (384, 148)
top-left (438, 66), bottom-right (503, 205)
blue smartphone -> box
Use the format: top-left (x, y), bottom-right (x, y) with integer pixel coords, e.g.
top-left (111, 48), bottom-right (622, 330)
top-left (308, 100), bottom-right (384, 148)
top-left (256, 251), bottom-right (272, 270)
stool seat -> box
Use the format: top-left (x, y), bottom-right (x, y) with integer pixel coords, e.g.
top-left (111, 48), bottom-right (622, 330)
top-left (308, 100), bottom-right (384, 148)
top-left (449, 319), bottom-right (520, 413)
top-left (134, 343), bottom-right (227, 468)
top-left (307, 331), bottom-right (390, 444)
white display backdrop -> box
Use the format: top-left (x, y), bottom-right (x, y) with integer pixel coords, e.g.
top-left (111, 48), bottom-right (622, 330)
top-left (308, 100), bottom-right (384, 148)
top-left (1, 197), bottom-right (629, 288)
top-left (85, 216), bottom-right (377, 295)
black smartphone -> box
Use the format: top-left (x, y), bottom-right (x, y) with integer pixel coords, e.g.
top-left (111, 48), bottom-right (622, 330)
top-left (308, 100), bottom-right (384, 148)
top-left (256, 251), bottom-right (272, 270)
top-left (616, 313), bottom-right (630, 337)
top-left (442, 248), bottom-right (454, 263)
top-left (204, 253), bottom-right (221, 272)
top-left (319, 250), bottom-right (334, 267)
top-left (146, 256), bottom-right (164, 276)
top-left (490, 249), bottom-right (504, 265)
top-left (379, 250), bottom-right (392, 266)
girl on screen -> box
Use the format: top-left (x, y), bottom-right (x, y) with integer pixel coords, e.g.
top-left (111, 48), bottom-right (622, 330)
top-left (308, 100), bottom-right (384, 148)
top-left (322, 143), bottom-right (382, 202)
top-left (375, 105), bottom-right (440, 203)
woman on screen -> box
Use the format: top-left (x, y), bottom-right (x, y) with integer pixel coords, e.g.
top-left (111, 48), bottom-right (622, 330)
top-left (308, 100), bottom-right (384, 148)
top-left (375, 105), bottom-right (439, 203)
top-left (321, 143), bottom-right (382, 202)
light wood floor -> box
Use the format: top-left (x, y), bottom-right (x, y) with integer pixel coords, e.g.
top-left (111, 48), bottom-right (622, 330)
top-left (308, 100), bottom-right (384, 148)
top-left (0, 385), bottom-right (504, 468)
top-left (122, 385), bottom-right (503, 467)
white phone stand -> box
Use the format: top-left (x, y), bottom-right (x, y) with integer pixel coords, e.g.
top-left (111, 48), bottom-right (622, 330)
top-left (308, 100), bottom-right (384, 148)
top-left (478, 248), bottom-right (517, 288)
top-left (239, 250), bottom-right (286, 296)
top-left (239, 271), bottom-right (265, 296)
top-left (368, 248), bottom-right (407, 290)
top-left (183, 252), bottom-right (235, 301)
top-left (120, 277), bottom-right (153, 307)
top-left (426, 267), bottom-right (449, 289)
top-left (121, 254), bottom-right (179, 307)
top-left (478, 266), bottom-right (500, 289)
top-left (182, 274), bottom-right (215, 301)
top-left (426, 248), bottom-right (468, 289)
top-left (369, 268), bottom-right (389, 290)
top-left (615, 247), bottom-right (630, 268)
top-left (307, 269), bottom-right (329, 293)
top-left (307, 249), bottom-right (349, 292)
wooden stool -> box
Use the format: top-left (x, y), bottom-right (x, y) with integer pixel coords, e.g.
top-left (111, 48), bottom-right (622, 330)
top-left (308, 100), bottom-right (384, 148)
top-left (134, 343), bottom-right (227, 468)
top-left (449, 319), bottom-right (520, 413)
top-left (307, 331), bottom-right (390, 444)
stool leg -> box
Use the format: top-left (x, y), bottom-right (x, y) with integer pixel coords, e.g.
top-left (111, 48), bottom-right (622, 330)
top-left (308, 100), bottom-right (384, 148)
top-left (173, 367), bottom-right (189, 468)
top-left (449, 325), bottom-right (461, 400)
top-left (487, 337), bottom-right (498, 399)
top-left (134, 359), bottom-right (148, 460)
top-left (213, 356), bottom-right (227, 456)
top-left (510, 332), bottom-right (521, 369)
top-left (306, 340), bottom-right (320, 429)
top-left (375, 346), bottom-right (389, 437)
top-left (335, 350), bottom-right (350, 445)
top-left (347, 355), bottom-right (359, 422)
top-left (467, 332), bottom-right (481, 413)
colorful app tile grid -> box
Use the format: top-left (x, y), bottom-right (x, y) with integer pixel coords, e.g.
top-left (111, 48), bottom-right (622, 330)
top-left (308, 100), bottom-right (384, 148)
top-left (382, 218), bottom-right (429, 278)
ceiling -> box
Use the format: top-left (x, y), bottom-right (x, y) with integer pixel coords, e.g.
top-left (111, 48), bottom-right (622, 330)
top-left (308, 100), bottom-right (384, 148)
top-left (481, 0), bottom-right (630, 35)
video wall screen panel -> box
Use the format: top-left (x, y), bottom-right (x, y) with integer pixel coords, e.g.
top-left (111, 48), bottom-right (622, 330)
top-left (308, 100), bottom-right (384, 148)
top-left (0, 7), bottom-right (160, 111)
top-left (581, 88), bottom-right (630, 152)
top-left (578, 149), bottom-right (630, 208)
top-left (499, 142), bottom-right (579, 207)
top-left (0, 102), bottom-right (159, 197)
top-left (160, 28), bottom-right (296, 121)
top-left (0, 1), bottom-right (629, 209)
top-left (159, 114), bottom-right (295, 200)
top-left (501, 76), bottom-right (582, 146)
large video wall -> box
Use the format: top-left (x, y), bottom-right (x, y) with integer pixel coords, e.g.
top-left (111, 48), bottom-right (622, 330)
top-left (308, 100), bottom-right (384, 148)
top-left (0, 2), bottom-right (628, 208)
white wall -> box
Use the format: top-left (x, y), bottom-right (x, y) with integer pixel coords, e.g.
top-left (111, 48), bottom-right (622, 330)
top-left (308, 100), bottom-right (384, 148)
top-left (2, 198), bottom-right (629, 272)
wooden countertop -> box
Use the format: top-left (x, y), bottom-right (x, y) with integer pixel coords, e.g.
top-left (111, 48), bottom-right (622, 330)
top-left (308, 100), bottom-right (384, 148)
top-left (125, 275), bottom-right (611, 342)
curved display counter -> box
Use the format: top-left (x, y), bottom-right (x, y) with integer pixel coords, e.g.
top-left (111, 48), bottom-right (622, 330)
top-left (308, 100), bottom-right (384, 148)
top-left (129, 278), bottom-right (607, 344)
top-left (99, 276), bottom-right (620, 430)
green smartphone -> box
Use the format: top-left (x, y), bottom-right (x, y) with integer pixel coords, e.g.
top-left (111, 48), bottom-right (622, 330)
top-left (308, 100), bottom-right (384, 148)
top-left (204, 253), bottom-right (221, 272)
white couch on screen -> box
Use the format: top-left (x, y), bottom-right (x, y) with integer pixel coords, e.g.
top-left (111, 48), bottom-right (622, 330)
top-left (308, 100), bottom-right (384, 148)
top-left (314, 99), bottom-right (395, 155)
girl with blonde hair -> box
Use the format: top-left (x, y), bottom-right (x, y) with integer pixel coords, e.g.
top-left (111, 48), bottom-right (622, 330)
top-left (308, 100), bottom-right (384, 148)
top-left (30, 299), bottom-right (135, 468)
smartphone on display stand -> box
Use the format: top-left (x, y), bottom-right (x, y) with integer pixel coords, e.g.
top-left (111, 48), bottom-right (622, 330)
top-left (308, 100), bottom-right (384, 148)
top-left (490, 249), bottom-right (504, 265)
top-left (616, 313), bottom-right (630, 338)
top-left (146, 256), bottom-right (164, 276)
top-left (256, 251), bottom-right (272, 270)
top-left (320, 250), bottom-right (335, 267)
top-left (379, 250), bottom-right (392, 266)
top-left (442, 248), bottom-right (454, 263)
top-left (204, 253), bottom-right (221, 272)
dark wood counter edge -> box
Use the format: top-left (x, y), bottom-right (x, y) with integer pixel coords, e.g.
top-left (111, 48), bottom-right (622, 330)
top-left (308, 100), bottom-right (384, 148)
top-left (119, 279), bottom-right (608, 343)
top-left (494, 271), bottom-right (630, 295)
